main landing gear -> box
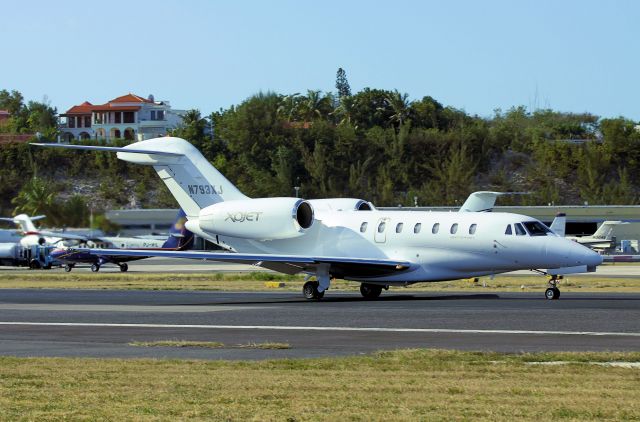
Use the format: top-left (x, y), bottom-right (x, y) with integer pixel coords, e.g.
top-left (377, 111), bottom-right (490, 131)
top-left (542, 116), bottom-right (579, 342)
top-left (119, 263), bottom-right (128, 272)
top-left (91, 263), bottom-right (100, 272)
top-left (64, 264), bottom-right (75, 273)
top-left (303, 280), bottom-right (325, 300)
top-left (360, 283), bottom-right (383, 299)
top-left (545, 275), bottom-right (561, 300)
top-left (302, 265), bottom-right (331, 300)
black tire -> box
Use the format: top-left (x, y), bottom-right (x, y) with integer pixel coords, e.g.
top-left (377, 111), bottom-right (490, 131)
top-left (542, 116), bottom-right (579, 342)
top-left (91, 263), bottom-right (100, 273)
top-left (119, 263), bottom-right (128, 272)
top-left (29, 259), bottom-right (41, 270)
top-left (360, 283), bottom-right (383, 299)
top-left (302, 280), bottom-right (324, 300)
top-left (545, 287), bottom-right (560, 300)
top-left (64, 264), bottom-right (73, 273)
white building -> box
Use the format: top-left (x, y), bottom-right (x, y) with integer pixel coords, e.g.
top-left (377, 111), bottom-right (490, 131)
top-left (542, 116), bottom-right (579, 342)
top-left (59, 93), bottom-right (185, 142)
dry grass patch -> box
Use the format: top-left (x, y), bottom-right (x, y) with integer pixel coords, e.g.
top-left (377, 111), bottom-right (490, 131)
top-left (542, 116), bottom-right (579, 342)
top-left (0, 270), bottom-right (639, 293)
top-left (129, 340), bottom-right (225, 349)
top-left (0, 350), bottom-right (639, 420)
top-left (129, 340), bottom-right (290, 350)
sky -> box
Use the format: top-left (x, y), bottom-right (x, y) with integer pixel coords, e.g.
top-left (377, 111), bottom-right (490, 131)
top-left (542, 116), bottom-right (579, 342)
top-left (1, 0), bottom-right (638, 119)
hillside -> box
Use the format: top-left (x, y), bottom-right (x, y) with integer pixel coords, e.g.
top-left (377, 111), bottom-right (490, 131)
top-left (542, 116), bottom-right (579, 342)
top-left (1, 84), bottom-right (639, 228)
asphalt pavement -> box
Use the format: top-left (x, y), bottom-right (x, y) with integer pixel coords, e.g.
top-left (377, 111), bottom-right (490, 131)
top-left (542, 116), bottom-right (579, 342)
top-left (0, 289), bottom-right (638, 360)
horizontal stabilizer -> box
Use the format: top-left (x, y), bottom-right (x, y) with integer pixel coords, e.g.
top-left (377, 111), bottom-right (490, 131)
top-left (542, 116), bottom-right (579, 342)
top-left (37, 230), bottom-right (87, 241)
top-left (31, 143), bottom-right (184, 156)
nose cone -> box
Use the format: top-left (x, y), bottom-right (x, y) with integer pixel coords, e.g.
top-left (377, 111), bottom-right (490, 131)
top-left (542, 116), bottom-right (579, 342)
top-left (573, 242), bottom-right (603, 268)
top-left (546, 238), bottom-right (603, 268)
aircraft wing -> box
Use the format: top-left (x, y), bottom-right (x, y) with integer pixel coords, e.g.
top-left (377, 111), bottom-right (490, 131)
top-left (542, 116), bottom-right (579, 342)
top-left (36, 230), bottom-right (88, 241)
top-left (68, 248), bottom-right (413, 278)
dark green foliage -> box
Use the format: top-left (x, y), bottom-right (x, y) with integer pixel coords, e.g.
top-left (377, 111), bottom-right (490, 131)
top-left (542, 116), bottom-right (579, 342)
top-left (0, 87), bottom-right (638, 219)
top-left (335, 68), bottom-right (351, 98)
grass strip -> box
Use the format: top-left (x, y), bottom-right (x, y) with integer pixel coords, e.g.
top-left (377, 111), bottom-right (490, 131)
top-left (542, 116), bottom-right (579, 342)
top-left (129, 340), bottom-right (290, 350)
top-left (129, 340), bottom-right (225, 349)
top-left (0, 349), bottom-right (638, 420)
top-left (0, 271), bottom-right (639, 292)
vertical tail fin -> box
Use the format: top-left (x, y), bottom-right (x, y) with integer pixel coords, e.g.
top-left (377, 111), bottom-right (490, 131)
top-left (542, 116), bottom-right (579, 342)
top-left (592, 221), bottom-right (628, 240)
top-left (550, 213), bottom-right (566, 237)
top-left (1, 214), bottom-right (45, 234)
top-left (161, 209), bottom-right (194, 250)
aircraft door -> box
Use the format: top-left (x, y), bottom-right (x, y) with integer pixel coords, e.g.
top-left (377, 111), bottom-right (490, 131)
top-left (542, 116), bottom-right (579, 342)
top-left (374, 218), bottom-right (388, 243)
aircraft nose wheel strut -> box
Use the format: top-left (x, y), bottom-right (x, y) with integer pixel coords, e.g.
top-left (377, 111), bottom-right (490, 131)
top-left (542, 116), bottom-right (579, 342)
top-left (545, 276), bottom-right (561, 300)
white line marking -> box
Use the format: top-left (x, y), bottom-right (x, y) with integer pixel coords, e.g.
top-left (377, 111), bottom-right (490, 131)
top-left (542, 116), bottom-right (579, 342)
top-left (0, 322), bottom-right (638, 337)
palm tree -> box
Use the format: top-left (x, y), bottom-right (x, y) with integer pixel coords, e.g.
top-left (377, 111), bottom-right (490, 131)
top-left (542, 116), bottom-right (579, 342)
top-left (276, 93), bottom-right (301, 121)
top-left (299, 90), bottom-right (333, 121)
top-left (182, 109), bottom-right (205, 128)
top-left (12, 176), bottom-right (56, 218)
top-left (332, 96), bottom-right (356, 127)
top-left (385, 90), bottom-right (410, 127)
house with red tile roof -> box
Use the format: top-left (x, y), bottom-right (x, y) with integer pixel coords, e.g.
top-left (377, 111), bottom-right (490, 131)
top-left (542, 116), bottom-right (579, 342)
top-left (59, 93), bottom-right (185, 142)
top-left (0, 109), bottom-right (10, 124)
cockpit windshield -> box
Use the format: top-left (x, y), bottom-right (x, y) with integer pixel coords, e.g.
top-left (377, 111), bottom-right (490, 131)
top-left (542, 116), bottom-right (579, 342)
top-left (522, 221), bottom-right (552, 236)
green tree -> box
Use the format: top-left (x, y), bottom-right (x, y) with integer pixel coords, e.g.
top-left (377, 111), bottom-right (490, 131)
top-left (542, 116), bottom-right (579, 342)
top-left (335, 68), bottom-right (351, 98)
top-left (0, 89), bottom-right (24, 115)
top-left (384, 90), bottom-right (410, 128)
top-left (11, 177), bottom-right (57, 218)
top-left (173, 109), bottom-right (207, 148)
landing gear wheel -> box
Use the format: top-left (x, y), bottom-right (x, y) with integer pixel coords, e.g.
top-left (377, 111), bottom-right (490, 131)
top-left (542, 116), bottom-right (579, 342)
top-left (302, 280), bottom-right (324, 300)
top-left (360, 283), bottom-right (383, 299)
top-left (91, 263), bottom-right (100, 273)
top-left (545, 287), bottom-right (560, 300)
top-left (29, 259), bottom-right (41, 270)
top-left (546, 275), bottom-right (561, 300)
top-left (64, 264), bottom-right (74, 273)
top-left (119, 263), bottom-right (128, 272)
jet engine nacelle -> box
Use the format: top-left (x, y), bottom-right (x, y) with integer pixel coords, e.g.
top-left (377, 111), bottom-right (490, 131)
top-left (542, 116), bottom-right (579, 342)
top-left (308, 198), bottom-right (374, 212)
top-left (198, 198), bottom-right (314, 240)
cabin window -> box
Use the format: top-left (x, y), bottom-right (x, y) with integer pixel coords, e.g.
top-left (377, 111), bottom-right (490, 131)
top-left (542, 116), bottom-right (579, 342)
top-left (450, 223), bottom-right (458, 234)
top-left (469, 224), bottom-right (477, 235)
top-left (414, 223), bottom-right (422, 234)
top-left (523, 221), bottom-right (551, 236)
top-left (378, 222), bottom-right (386, 233)
top-left (515, 223), bottom-right (527, 236)
top-left (396, 222), bottom-right (404, 233)
top-left (432, 223), bottom-right (439, 234)
top-left (505, 225), bottom-right (512, 235)
top-left (360, 222), bottom-right (368, 233)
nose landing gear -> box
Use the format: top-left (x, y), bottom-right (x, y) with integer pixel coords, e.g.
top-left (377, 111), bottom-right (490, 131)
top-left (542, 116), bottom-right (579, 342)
top-left (545, 275), bottom-right (561, 300)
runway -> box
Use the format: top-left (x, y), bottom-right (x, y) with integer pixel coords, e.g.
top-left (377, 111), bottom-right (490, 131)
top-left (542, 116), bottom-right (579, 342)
top-left (0, 289), bottom-right (638, 359)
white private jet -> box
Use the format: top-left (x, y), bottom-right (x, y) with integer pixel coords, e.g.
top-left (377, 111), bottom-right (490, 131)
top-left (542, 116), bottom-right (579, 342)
top-left (34, 138), bottom-right (602, 300)
top-left (0, 214), bottom-right (87, 247)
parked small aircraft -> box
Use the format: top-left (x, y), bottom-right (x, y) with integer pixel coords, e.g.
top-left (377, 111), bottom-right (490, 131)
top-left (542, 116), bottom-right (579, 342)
top-left (34, 138), bottom-right (602, 300)
top-left (0, 214), bottom-right (88, 247)
top-left (50, 209), bottom-right (194, 272)
top-left (549, 213), bottom-right (626, 250)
